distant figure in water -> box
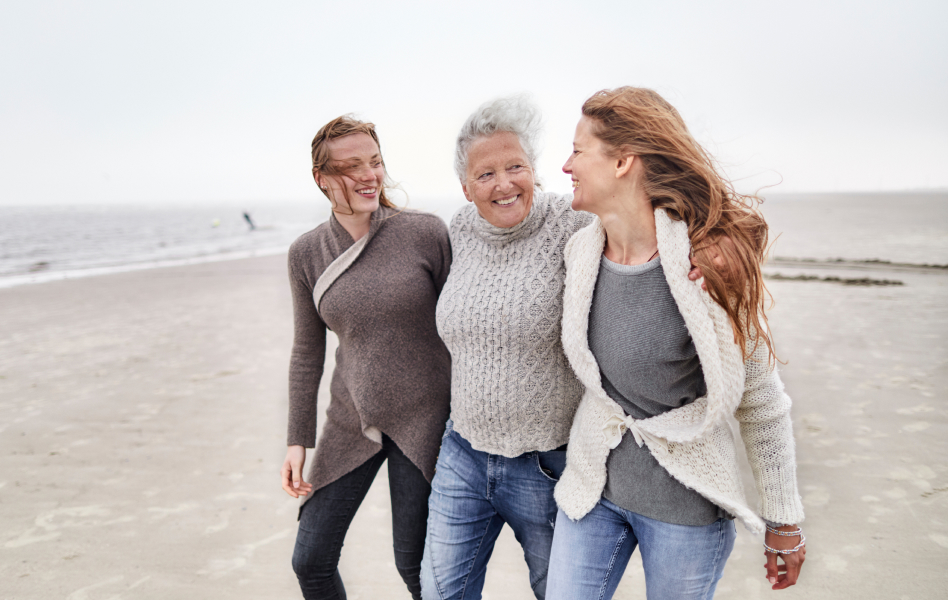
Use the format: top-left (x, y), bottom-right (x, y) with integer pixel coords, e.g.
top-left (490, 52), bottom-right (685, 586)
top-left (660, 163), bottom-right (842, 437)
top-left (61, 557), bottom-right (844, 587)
top-left (243, 212), bottom-right (256, 230)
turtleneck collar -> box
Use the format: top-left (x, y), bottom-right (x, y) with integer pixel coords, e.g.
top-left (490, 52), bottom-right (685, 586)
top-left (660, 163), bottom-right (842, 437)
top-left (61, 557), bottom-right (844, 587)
top-left (471, 190), bottom-right (546, 245)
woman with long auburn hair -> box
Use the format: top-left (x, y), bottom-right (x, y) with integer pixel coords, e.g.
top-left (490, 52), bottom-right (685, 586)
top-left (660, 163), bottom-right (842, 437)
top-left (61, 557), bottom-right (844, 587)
top-left (547, 87), bottom-right (806, 599)
top-left (281, 115), bottom-right (452, 599)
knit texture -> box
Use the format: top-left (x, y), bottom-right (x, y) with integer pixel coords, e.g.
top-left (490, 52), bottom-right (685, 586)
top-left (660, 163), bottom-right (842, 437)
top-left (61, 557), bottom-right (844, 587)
top-left (553, 210), bottom-right (805, 533)
top-left (436, 192), bottom-right (593, 457)
top-left (287, 207), bottom-right (452, 495)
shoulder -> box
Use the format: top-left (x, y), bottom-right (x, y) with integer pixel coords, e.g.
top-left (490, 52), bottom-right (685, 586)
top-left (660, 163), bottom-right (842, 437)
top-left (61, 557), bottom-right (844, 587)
top-left (388, 209), bottom-right (449, 238)
top-left (377, 210), bottom-right (450, 256)
top-left (448, 203), bottom-right (478, 236)
top-left (534, 191), bottom-right (594, 233)
top-left (288, 221), bottom-right (334, 281)
top-left (564, 215), bottom-right (603, 266)
top-left (288, 221), bottom-right (331, 260)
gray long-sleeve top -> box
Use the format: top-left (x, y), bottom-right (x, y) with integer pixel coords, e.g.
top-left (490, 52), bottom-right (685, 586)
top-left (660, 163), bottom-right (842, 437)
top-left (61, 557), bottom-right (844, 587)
top-left (590, 255), bottom-right (726, 525)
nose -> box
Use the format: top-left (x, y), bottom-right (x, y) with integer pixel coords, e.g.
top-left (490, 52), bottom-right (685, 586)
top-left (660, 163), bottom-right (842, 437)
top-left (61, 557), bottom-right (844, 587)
top-left (562, 155), bottom-right (573, 174)
top-left (352, 165), bottom-right (378, 182)
top-left (495, 170), bottom-right (514, 192)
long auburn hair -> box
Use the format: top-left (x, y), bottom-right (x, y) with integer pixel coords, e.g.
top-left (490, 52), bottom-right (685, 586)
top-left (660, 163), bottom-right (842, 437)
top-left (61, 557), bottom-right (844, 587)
top-left (311, 115), bottom-right (397, 212)
top-left (582, 87), bottom-right (774, 362)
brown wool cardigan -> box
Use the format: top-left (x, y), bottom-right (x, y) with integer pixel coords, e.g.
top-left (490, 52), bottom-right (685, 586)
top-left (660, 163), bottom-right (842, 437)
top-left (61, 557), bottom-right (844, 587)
top-left (286, 206), bottom-right (452, 493)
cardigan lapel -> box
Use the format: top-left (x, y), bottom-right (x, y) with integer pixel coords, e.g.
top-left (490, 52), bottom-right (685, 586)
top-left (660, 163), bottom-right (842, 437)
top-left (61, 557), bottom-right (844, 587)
top-left (653, 210), bottom-right (745, 430)
top-left (560, 217), bottom-right (608, 395)
top-left (313, 207), bottom-right (393, 318)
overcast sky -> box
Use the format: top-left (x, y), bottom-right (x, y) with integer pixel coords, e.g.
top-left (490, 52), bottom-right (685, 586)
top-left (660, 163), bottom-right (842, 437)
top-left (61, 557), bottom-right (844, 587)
top-left (1, 0), bottom-right (946, 207)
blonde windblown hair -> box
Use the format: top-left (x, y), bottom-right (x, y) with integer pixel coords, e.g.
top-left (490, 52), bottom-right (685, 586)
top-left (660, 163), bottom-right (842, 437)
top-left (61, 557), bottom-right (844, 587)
top-left (310, 115), bottom-right (398, 212)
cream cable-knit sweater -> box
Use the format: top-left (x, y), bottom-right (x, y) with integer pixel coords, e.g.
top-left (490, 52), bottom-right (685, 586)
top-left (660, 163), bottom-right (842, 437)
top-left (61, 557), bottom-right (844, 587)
top-left (436, 192), bottom-right (592, 457)
top-left (553, 210), bottom-right (805, 534)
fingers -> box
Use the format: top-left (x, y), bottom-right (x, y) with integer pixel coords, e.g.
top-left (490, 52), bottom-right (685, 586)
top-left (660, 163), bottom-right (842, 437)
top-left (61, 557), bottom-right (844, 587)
top-left (764, 550), bottom-right (806, 590)
top-left (280, 447), bottom-right (312, 498)
top-left (776, 549), bottom-right (805, 589)
top-left (280, 461), bottom-right (297, 497)
top-left (709, 245), bottom-right (725, 269)
top-left (764, 551), bottom-right (779, 586)
top-left (688, 259), bottom-right (707, 291)
top-left (292, 460), bottom-right (302, 490)
top-left (281, 463), bottom-right (312, 498)
top-left (290, 463), bottom-right (313, 497)
top-left (688, 264), bottom-right (701, 281)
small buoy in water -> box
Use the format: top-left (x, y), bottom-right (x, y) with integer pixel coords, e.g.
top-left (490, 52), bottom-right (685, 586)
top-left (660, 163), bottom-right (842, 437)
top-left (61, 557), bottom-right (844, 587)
top-left (211, 218), bottom-right (221, 228)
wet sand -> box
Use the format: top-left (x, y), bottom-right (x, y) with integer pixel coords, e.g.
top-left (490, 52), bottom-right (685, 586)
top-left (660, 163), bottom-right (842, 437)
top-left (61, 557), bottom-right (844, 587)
top-left (1, 254), bottom-right (946, 599)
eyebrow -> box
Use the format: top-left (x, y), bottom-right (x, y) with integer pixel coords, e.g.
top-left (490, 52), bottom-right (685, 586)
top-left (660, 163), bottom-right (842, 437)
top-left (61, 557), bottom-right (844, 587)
top-left (336, 153), bottom-right (380, 165)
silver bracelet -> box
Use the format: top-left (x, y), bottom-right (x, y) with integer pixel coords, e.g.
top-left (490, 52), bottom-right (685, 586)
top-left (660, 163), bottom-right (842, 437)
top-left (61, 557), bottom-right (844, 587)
top-left (764, 533), bottom-right (806, 555)
top-left (766, 525), bottom-right (803, 537)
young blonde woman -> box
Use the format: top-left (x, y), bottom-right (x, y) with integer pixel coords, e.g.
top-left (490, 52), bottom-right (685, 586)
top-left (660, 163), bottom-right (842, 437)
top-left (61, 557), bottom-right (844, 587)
top-left (547, 88), bottom-right (806, 600)
top-left (280, 115), bottom-right (452, 600)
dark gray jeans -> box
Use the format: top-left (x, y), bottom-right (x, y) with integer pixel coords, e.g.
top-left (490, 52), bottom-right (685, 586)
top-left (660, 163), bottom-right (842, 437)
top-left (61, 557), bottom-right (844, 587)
top-left (292, 435), bottom-right (430, 599)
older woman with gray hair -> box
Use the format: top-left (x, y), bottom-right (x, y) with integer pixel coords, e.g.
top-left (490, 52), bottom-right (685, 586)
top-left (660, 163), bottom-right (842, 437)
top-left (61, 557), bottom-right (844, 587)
top-left (422, 96), bottom-right (722, 600)
top-left (419, 95), bottom-right (590, 600)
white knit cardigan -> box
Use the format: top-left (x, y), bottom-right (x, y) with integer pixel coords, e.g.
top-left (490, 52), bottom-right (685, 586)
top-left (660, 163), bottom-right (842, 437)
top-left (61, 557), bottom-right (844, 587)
top-left (553, 209), bottom-right (805, 534)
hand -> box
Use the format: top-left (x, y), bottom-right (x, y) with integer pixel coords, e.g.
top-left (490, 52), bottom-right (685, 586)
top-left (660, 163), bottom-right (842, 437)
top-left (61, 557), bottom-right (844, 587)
top-left (763, 525), bottom-right (806, 590)
top-left (281, 445), bottom-right (313, 498)
top-left (688, 259), bottom-right (708, 290)
top-left (688, 234), bottom-right (736, 291)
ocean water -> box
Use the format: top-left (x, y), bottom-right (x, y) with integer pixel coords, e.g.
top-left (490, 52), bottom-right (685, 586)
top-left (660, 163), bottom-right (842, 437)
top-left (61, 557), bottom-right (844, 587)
top-left (0, 203), bottom-right (329, 288)
top-left (0, 192), bottom-right (944, 288)
top-left (760, 192), bottom-right (948, 266)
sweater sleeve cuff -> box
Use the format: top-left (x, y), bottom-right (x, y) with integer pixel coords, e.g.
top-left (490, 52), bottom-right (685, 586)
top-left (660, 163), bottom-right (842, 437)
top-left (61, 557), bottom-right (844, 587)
top-left (287, 433), bottom-right (316, 448)
top-left (764, 519), bottom-right (793, 529)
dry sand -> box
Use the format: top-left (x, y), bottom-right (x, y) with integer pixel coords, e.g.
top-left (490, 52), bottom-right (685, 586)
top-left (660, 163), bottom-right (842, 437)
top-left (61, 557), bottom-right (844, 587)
top-left (1, 254), bottom-right (946, 599)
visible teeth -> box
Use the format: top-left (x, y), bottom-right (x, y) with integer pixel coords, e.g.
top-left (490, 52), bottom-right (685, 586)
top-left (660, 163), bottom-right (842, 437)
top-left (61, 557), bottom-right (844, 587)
top-left (572, 181), bottom-right (579, 188)
top-left (495, 196), bottom-right (517, 206)
top-left (356, 188), bottom-right (375, 194)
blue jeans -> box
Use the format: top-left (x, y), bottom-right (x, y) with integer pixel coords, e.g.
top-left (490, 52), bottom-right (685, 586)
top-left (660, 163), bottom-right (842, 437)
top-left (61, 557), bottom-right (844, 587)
top-left (420, 423), bottom-right (567, 600)
top-left (547, 499), bottom-right (736, 600)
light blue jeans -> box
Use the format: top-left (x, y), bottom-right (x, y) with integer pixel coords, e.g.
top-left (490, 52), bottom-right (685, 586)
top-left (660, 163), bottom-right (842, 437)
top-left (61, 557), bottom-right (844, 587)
top-left (420, 422), bottom-right (567, 600)
top-left (547, 498), bottom-right (736, 600)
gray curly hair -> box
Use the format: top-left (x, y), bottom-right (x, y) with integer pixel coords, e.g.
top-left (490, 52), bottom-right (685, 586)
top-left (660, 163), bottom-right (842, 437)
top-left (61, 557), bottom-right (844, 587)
top-left (454, 94), bottom-right (543, 181)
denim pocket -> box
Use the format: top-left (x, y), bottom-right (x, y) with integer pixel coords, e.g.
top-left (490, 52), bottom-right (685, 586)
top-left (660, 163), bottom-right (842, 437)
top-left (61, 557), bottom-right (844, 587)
top-left (536, 449), bottom-right (568, 482)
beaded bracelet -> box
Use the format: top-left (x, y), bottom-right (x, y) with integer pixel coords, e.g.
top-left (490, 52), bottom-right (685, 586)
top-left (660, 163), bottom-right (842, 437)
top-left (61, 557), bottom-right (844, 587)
top-left (763, 533), bottom-right (806, 555)
top-left (766, 526), bottom-right (803, 537)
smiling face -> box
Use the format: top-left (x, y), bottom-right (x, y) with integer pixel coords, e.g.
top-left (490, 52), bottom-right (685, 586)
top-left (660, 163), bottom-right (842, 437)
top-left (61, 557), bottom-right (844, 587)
top-left (316, 133), bottom-right (385, 216)
top-left (562, 116), bottom-right (620, 216)
top-left (462, 131), bottom-right (535, 228)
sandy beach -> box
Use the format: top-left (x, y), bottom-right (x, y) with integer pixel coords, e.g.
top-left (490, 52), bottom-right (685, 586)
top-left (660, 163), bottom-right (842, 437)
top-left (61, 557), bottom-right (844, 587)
top-left (1, 251), bottom-right (946, 599)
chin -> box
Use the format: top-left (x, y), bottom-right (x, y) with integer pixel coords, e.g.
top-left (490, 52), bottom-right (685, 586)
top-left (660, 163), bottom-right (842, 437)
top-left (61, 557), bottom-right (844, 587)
top-left (358, 198), bottom-right (381, 214)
